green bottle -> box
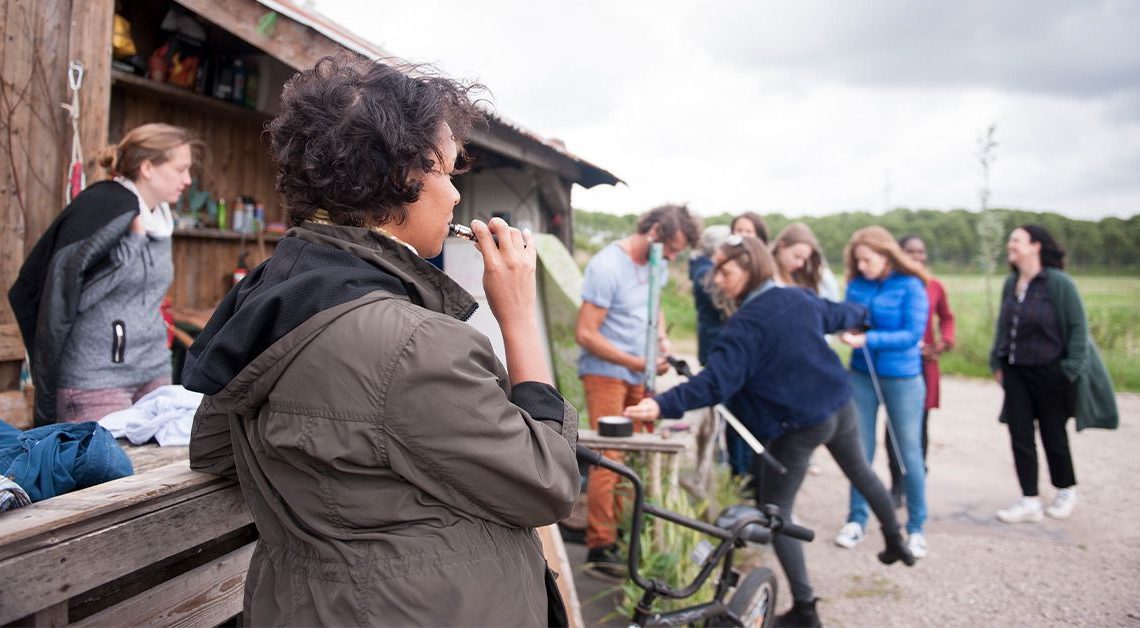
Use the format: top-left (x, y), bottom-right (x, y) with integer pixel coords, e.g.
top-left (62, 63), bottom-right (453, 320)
top-left (217, 198), bottom-right (227, 230)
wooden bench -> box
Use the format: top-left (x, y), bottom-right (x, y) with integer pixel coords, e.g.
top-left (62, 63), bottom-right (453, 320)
top-left (0, 446), bottom-right (254, 626)
top-left (0, 442), bottom-right (584, 627)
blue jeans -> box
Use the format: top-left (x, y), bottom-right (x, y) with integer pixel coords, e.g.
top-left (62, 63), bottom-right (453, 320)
top-left (725, 427), bottom-right (754, 477)
top-left (848, 370), bottom-right (927, 534)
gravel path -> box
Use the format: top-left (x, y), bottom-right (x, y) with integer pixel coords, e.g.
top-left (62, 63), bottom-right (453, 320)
top-left (572, 375), bottom-right (1140, 627)
top-left (770, 376), bottom-right (1140, 627)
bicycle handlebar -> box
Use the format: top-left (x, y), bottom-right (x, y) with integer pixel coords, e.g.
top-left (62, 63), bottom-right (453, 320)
top-left (575, 443), bottom-right (813, 596)
top-left (773, 519), bottom-right (815, 542)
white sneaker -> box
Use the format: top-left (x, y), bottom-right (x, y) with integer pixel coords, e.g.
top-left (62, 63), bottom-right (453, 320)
top-left (834, 522), bottom-right (865, 549)
top-left (1046, 488), bottom-right (1077, 519)
top-left (907, 532), bottom-right (928, 559)
top-left (996, 496), bottom-right (1044, 523)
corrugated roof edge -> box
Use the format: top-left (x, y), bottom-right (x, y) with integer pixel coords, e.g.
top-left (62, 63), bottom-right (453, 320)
top-left (256, 0), bottom-right (621, 188)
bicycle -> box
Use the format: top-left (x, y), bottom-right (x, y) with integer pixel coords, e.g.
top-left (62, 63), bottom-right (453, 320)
top-left (575, 444), bottom-right (814, 627)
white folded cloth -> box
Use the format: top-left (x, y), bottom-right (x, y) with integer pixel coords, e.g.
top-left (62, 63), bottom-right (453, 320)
top-left (98, 384), bottom-right (203, 446)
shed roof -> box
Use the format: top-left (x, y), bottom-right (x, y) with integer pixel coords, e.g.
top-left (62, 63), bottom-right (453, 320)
top-left (253, 0), bottom-right (620, 188)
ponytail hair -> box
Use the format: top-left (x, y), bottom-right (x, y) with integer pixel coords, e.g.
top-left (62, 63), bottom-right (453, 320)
top-left (97, 123), bottom-right (203, 181)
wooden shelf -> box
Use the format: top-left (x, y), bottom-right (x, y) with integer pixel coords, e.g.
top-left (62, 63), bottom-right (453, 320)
top-left (111, 70), bottom-right (269, 121)
top-left (174, 228), bottom-right (284, 241)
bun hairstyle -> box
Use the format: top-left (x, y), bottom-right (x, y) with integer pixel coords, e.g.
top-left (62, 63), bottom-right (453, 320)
top-left (97, 123), bottom-right (202, 181)
top-left (710, 234), bottom-right (776, 315)
top-left (771, 222), bottom-right (826, 293)
top-left (843, 226), bottom-right (930, 284)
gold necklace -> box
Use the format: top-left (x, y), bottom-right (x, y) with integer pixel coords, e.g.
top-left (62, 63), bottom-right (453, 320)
top-left (308, 209), bottom-right (419, 255)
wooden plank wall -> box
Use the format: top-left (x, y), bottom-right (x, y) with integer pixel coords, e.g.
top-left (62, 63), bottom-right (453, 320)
top-left (1, 0), bottom-right (85, 415)
top-left (170, 233), bottom-right (278, 309)
top-left (109, 87), bottom-right (282, 224)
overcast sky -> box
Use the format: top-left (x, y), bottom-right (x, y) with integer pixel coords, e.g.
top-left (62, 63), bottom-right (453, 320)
top-left (314, 0), bottom-right (1140, 220)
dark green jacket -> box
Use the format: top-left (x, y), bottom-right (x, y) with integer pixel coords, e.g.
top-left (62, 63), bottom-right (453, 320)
top-left (990, 268), bottom-right (1118, 430)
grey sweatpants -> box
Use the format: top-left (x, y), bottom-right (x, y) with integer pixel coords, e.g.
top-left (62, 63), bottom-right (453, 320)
top-left (754, 399), bottom-right (901, 602)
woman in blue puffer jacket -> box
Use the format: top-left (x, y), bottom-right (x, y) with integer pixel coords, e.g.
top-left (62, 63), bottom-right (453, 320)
top-left (834, 226), bottom-right (931, 559)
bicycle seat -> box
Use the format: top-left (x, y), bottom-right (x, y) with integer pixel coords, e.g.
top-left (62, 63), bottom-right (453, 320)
top-left (715, 504), bottom-right (772, 544)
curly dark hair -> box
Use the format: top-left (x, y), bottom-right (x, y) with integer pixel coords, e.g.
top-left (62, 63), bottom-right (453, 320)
top-left (1013, 224), bottom-right (1066, 270)
top-left (635, 203), bottom-right (701, 248)
top-left (268, 54), bottom-right (485, 227)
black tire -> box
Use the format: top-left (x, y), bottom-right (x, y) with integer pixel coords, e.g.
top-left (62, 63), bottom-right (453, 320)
top-left (726, 567), bottom-right (778, 628)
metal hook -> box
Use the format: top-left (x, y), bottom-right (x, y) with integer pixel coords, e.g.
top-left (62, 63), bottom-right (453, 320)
top-left (68, 60), bottom-right (85, 91)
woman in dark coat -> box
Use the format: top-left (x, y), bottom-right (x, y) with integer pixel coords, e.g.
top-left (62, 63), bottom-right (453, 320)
top-left (990, 225), bottom-right (1115, 523)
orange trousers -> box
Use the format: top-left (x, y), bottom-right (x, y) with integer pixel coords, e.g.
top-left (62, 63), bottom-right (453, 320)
top-left (582, 374), bottom-right (650, 549)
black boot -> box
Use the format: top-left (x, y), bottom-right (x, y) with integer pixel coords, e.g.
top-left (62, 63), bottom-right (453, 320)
top-left (877, 530), bottom-right (916, 566)
top-left (775, 597), bottom-right (821, 628)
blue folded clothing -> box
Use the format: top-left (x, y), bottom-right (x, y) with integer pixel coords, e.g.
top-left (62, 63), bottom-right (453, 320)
top-left (0, 421), bottom-right (133, 502)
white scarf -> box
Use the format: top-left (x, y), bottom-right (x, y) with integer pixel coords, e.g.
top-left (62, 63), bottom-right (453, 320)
top-left (114, 177), bottom-right (174, 240)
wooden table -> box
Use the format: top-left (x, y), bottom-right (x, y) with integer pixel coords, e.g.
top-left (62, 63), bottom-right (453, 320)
top-left (0, 444), bottom-right (251, 626)
top-left (579, 426), bottom-right (694, 550)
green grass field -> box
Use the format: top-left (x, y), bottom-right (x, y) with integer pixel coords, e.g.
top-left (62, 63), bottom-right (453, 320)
top-left (661, 271), bottom-right (1140, 392)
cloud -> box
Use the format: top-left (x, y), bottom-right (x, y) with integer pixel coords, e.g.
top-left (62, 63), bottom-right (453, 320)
top-left (315, 0), bottom-right (1140, 219)
top-left (694, 0), bottom-right (1140, 98)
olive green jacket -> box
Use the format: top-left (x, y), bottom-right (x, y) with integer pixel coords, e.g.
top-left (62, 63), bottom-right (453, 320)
top-left (189, 224), bottom-right (579, 626)
top-left (990, 268), bottom-right (1118, 430)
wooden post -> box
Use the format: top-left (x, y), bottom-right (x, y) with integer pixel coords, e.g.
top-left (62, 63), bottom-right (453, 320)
top-left (67, 0), bottom-right (114, 184)
top-left (1, 0), bottom-right (72, 389)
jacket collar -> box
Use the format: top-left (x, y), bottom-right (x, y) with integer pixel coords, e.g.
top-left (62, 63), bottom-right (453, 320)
top-left (292, 221), bottom-right (478, 322)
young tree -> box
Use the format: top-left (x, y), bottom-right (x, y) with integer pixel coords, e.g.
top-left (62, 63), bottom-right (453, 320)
top-left (976, 124), bottom-right (1003, 323)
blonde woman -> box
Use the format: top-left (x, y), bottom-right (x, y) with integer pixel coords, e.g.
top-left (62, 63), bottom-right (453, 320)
top-left (10, 123), bottom-right (201, 423)
top-left (834, 226), bottom-right (931, 558)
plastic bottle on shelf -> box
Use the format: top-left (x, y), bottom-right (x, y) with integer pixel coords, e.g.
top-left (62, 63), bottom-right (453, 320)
top-left (232, 59), bottom-right (246, 104)
top-left (254, 203), bottom-right (265, 232)
top-left (217, 197), bottom-right (228, 230)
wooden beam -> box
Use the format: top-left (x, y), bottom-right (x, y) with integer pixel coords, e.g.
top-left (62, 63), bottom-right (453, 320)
top-left (0, 323), bottom-right (25, 362)
top-left (468, 123), bottom-right (582, 182)
top-left (67, 0), bottom-right (114, 182)
top-left (537, 524), bottom-right (584, 628)
top-left (0, 478), bottom-right (252, 623)
top-left (72, 543), bottom-right (254, 627)
top-left (577, 429), bottom-right (690, 454)
top-left (0, 390), bottom-right (32, 430)
top-left (174, 0), bottom-right (346, 71)
top-left (0, 463), bottom-right (242, 560)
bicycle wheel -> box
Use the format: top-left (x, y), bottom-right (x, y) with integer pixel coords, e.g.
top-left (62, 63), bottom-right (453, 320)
top-left (726, 567), bottom-right (778, 628)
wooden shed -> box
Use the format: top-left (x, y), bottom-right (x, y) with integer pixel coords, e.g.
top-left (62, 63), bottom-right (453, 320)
top-left (0, 1), bottom-right (613, 625)
top-left (0, 0), bottom-right (619, 427)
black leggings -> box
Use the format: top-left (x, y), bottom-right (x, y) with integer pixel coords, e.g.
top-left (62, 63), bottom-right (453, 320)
top-left (1001, 363), bottom-right (1076, 496)
top-left (754, 400), bottom-right (901, 602)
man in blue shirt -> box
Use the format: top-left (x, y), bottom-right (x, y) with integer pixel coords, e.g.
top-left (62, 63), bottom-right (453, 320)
top-left (575, 204), bottom-right (699, 578)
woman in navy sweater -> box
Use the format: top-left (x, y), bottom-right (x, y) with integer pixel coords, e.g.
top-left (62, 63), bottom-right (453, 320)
top-left (834, 226), bottom-right (931, 559)
top-left (624, 235), bottom-right (913, 628)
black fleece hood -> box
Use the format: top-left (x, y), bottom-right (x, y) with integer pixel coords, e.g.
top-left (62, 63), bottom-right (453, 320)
top-left (181, 233), bottom-right (410, 396)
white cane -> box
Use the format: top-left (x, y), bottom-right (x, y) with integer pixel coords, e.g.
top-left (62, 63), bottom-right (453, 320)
top-left (860, 344), bottom-right (907, 476)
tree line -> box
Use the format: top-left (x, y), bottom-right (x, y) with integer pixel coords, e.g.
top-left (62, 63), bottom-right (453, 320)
top-left (573, 208), bottom-right (1140, 272)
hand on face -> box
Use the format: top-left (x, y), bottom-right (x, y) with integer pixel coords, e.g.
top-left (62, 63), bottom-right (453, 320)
top-left (473, 217), bottom-right (536, 329)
